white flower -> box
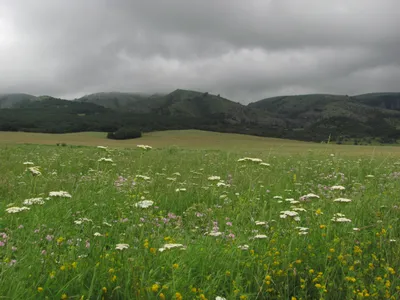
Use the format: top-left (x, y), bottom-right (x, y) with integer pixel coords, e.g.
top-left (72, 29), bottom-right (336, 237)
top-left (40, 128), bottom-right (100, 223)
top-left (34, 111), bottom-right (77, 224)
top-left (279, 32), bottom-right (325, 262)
top-left (332, 213), bottom-right (352, 222)
top-left (273, 196), bottom-right (283, 199)
top-left (167, 177), bottom-right (176, 181)
top-left (238, 157), bottom-right (263, 163)
top-left (6, 206), bottom-right (30, 213)
top-left (366, 175), bottom-right (374, 178)
top-left (74, 218), bottom-right (93, 225)
top-left (254, 234), bottom-right (268, 239)
top-left (49, 191), bottom-right (72, 198)
top-left (208, 231), bottom-right (222, 237)
top-left (334, 198), bottom-right (352, 203)
top-left (23, 197), bottom-right (45, 205)
top-left (98, 157), bottom-right (113, 162)
top-left (390, 239), bottom-right (396, 242)
top-left (260, 162), bottom-right (271, 166)
top-left (137, 144), bottom-right (152, 150)
top-left (291, 207), bottom-right (307, 212)
top-left (97, 146), bottom-right (108, 150)
top-left (172, 172), bottom-right (181, 176)
top-left (237, 245), bottom-right (249, 250)
top-left (28, 166), bottom-right (41, 176)
top-left (216, 181), bottom-right (227, 187)
top-left (353, 228), bottom-right (361, 231)
top-left (23, 161), bottom-right (34, 165)
top-left (280, 211), bottom-right (299, 218)
top-left (175, 188), bottom-right (187, 192)
top-left (333, 217), bottom-right (352, 223)
top-left (300, 193), bottom-right (320, 200)
top-left (158, 243), bottom-right (186, 252)
top-left (115, 243), bottom-right (129, 250)
top-left (135, 200), bottom-right (154, 208)
top-left (331, 185), bottom-right (346, 190)
top-left (216, 297), bottom-right (227, 300)
top-left (135, 175), bottom-right (151, 181)
top-left (93, 232), bottom-right (102, 236)
top-left (208, 176), bottom-right (221, 181)
top-left (255, 221), bottom-right (267, 226)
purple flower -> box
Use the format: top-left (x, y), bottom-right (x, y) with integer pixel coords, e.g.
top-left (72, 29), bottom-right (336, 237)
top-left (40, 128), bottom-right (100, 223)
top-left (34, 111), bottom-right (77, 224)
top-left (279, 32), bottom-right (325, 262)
top-left (0, 241), bottom-right (5, 247)
top-left (226, 222), bottom-right (233, 226)
top-left (46, 235), bottom-right (54, 242)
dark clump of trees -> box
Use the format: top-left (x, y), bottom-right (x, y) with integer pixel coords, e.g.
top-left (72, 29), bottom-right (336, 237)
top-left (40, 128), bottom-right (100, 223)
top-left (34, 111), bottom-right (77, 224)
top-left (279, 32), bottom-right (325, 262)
top-left (107, 127), bottom-right (142, 140)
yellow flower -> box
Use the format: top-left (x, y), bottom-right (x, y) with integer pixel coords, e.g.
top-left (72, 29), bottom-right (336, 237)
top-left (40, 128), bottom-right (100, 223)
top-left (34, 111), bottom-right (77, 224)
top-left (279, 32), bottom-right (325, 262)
top-left (319, 224), bottom-right (326, 229)
top-left (37, 287), bottom-right (44, 293)
top-left (71, 262), bottom-right (77, 269)
top-left (329, 248), bottom-right (335, 253)
top-left (292, 297), bottom-right (297, 300)
top-left (159, 293), bottom-right (166, 300)
top-left (144, 239), bottom-right (149, 249)
top-left (150, 247), bottom-right (157, 254)
top-left (388, 267), bottom-right (396, 274)
top-left (108, 268), bottom-right (115, 274)
top-left (354, 246), bottom-right (363, 255)
top-left (111, 275), bottom-right (117, 282)
top-left (225, 271), bottom-right (231, 276)
top-left (315, 284), bottom-right (322, 289)
top-left (151, 284), bottom-right (160, 292)
top-left (295, 259), bottom-right (302, 264)
top-left (102, 287), bottom-right (107, 294)
top-left (61, 294), bottom-right (68, 300)
top-left (60, 265), bottom-right (66, 271)
top-left (191, 287), bottom-right (197, 293)
top-left (265, 275), bottom-right (271, 281)
top-left (316, 209), bottom-right (323, 216)
top-left (200, 294), bottom-right (207, 300)
top-left (57, 237), bottom-right (65, 245)
top-left (172, 263), bottom-right (179, 270)
top-left (49, 271), bottom-right (56, 279)
top-left (345, 276), bottom-right (356, 283)
top-left (175, 292), bottom-right (183, 300)
top-left (309, 269), bottom-right (314, 274)
top-left (240, 296), bottom-right (248, 300)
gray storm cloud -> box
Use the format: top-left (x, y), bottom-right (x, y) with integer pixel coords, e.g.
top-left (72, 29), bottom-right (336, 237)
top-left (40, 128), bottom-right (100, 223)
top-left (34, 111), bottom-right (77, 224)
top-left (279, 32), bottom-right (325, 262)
top-left (0, 0), bottom-right (399, 103)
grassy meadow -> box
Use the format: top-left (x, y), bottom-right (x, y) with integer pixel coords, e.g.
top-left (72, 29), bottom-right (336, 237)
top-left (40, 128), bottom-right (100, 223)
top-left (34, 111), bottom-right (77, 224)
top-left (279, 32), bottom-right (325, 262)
top-left (0, 131), bottom-right (400, 299)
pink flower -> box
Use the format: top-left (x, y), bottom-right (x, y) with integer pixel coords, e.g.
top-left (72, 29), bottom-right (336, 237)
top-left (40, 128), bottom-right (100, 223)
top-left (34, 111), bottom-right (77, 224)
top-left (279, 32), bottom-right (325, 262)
top-left (85, 240), bottom-right (90, 248)
top-left (46, 235), bottom-right (54, 241)
top-left (0, 241), bottom-right (5, 247)
top-left (226, 222), bottom-right (233, 226)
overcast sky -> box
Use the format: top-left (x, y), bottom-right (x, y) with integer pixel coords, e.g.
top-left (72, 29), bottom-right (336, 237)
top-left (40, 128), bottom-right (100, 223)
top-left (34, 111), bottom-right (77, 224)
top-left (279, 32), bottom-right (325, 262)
top-left (0, 0), bottom-right (399, 103)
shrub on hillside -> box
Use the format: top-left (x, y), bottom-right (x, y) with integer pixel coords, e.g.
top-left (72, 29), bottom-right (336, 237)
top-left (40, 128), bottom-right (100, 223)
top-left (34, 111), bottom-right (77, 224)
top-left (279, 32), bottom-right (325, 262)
top-left (107, 127), bottom-right (142, 140)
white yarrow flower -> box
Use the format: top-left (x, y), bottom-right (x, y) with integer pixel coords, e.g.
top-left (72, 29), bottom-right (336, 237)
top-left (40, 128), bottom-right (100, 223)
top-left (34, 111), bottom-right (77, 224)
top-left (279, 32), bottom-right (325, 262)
top-left (6, 206), bottom-right (30, 213)
top-left (115, 243), bottom-right (129, 250)
top-left (135, 200), bottom-right (154, 208)
top-left (49, 191), bottom-right (72, 198)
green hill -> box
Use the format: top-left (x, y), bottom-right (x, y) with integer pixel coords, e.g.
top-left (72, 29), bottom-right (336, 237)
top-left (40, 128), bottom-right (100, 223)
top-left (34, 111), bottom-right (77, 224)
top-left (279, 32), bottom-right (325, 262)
top-left (2, 89), bottom-right (400, 144)
top-left (0, 93), bottom-right (38, 108)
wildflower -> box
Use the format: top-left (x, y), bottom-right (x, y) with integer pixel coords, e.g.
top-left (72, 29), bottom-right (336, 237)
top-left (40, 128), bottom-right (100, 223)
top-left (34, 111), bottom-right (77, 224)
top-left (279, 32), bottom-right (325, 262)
top-left (135, 175), bottom-right (151, 180)
top-left (137, 144), bottom-right (152, 150)
top-left (93, 232), bottom-right (102, 237)
top-left (135, 200), bottom-right (154, 208)
top-left (315, 208), bottom-right (323, 215)
top-left (151, 283), bottom-right (160, 292)
top-left (5, 206), bottom-right (30, 214)
top-left (215, 297), bottom-right (227, 300)
top-left (28, 166), bottom-right (41, 176)
top-left (97, 146), bottom-right (108, 150)
top-left (98, 157), bottom-right (113, 162)
top-left (172, 263), bottom-right (179, 269)
top-left (61, 294), bottom-right (68, 300)
top-left (331, 185), bottom-right (345, 190)
top-left (207, 231), bottom-right (222, 237)
top-left (158, 243), bottom-right (186, 252)
top-left (208, 176), bottom-right (221, 181)
top-left (23, 161), bottom-right (34, 165)
top-left (115, 243), bottom-right (129, 250)
top-left (49, 191), bottom-right (72, 198)
top-left (237, 157), bottom-right (262, 163)
top-left (175, 292), bottom-right (183, 300)
top-left (300, 193), bottom-right (320, 201)
top-left (102, 287), bottom-right (107, 293)
top-left (238, 245), bottom-right (249, 250)
top-left (255, 221), bottom-right (267, 226)
top-left (254, 234), bottom-right (268, 239)
top-left (331, 213), bottom-right (352, 222)
top-left (159, 293), bottom-right (166, 300)
top-left (23, 197), bottom-right (45, 205)
top-left (37, 287), bottom-right (44, 293)
top-left (333, 198), bottom-right (352, 203)
top-left (260, 162), bottom-right (271, 166)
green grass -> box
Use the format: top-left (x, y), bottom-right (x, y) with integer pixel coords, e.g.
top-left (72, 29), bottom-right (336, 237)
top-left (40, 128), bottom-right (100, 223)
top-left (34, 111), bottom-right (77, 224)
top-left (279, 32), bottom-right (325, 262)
top-left (1, 130), bottom-right (400, 157)
top-left (0, 139), bottom-right (400, 299)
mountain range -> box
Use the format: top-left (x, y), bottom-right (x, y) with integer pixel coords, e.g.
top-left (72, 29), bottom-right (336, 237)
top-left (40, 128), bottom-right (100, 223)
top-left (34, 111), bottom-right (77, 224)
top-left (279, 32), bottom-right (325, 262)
top-left (1, 89), bottom-right (400, 144)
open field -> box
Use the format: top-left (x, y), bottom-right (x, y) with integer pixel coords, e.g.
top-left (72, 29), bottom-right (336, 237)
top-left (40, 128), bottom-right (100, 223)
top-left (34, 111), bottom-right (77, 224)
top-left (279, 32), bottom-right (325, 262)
top-left (1, 130), bottom-right (400, 157)
top-left (0, 142), bottom-right (399, 299)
